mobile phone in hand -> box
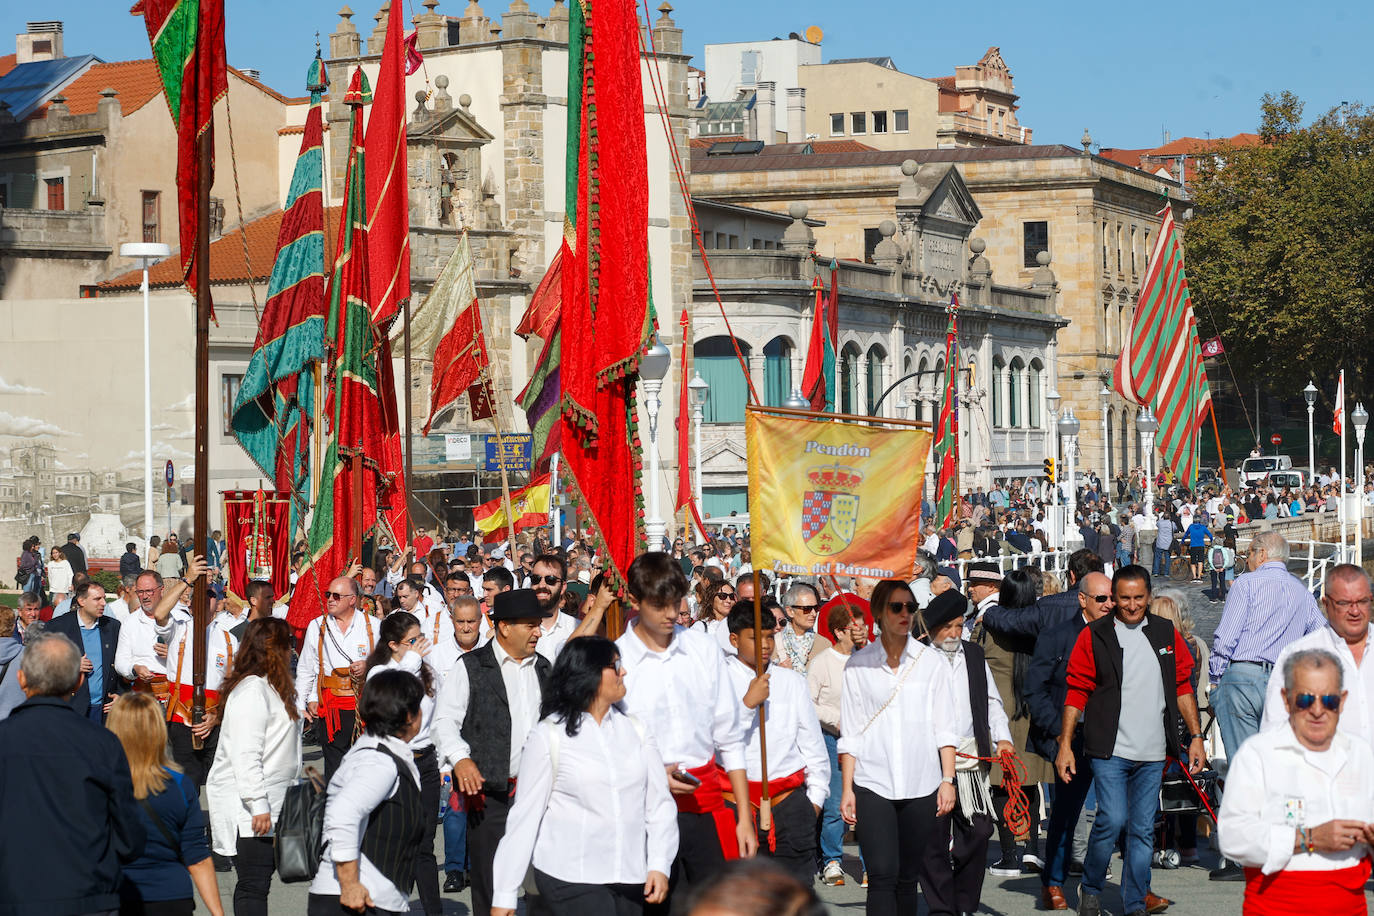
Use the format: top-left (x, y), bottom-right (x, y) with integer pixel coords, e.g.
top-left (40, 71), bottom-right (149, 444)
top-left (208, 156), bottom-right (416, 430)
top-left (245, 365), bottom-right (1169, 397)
top-left (673, 768), bottom-right (701, 788)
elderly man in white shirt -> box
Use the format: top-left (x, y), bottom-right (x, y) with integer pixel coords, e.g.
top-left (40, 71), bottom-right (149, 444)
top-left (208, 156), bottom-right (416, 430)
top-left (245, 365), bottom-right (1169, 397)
top-left (1219, 646), bottom-right (1374, 916)
top-left (114, 567), bottom-right (195, 690)
top-left (1262, 564), bottom-right (1374, 745)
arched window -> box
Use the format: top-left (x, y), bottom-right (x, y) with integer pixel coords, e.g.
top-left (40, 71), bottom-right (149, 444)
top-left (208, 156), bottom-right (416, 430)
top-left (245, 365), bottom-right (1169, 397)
top-left (865, 344), bottom-right (887, 415)
top-left (1008, 357), bottom-right (1025, 428)
top-left (917, 356), bottom-right (931, 421)
top-left (991, 356), bottom-right (1007, 427)
top-left (1028, 359), bottom-right (1044, 428)
top-left (840, 343), bottom-right (862, 414)
top-left (763, 337), bottom-right (793, 407)
top-left (693, 336), bottom-right (752, 423)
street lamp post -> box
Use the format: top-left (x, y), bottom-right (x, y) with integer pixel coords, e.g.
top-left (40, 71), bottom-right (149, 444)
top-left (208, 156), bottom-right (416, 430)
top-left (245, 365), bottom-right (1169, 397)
top-left (1304, 381), bottom-right (1318, 482)
top-left (1046, 388), bottom-right (1062, 549)
top-left (1059, 408), bottom-right (1081, 548)
top-left (1100, 383), bottom-right (1111, 482)
top-left (1137, 408), bottom-right (1159, 523)
top-left (783, 388), bottom-right (810, 411)
top-left (687, 371), bottom-right (710, 543)
top-left (1353, 402), bottom-right (1369, 564)
top-left (639, 338), bottom-right (671, 551)
top-left (119, 241), bottom-right (171, 543)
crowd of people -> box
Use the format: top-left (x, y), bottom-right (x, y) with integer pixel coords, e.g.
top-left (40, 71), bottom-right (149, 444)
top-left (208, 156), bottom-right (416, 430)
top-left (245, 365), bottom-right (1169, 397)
top-left (3, 503), bottom-right (1374, 916)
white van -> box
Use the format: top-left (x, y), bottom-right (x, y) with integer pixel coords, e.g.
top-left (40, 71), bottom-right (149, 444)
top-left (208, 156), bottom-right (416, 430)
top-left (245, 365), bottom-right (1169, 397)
top-left (1239, 455), bottom-right (1293, 486)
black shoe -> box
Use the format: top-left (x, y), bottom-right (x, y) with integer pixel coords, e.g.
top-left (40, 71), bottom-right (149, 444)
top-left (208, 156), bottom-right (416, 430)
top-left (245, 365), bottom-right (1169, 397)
top-left (1209, 860), bottom-right (1244, 882)
top-left (1068, 860), bottom-right (1084, 877)
top-left (443, 871), bottom-right (467, 893)
top-left (212, 853), bottom-right (233, 873)
top-left (990, 852), bottom-right (1021, 877)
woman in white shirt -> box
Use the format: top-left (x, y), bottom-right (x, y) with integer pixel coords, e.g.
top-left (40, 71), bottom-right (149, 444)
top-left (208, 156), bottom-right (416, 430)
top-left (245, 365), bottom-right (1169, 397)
top-left (309, 669), bottom-right (426, 916)
top-left (206, 617), bottom-right (303, 916)
top-left (1218, 647), bottom-right (1374, 916)
top-left (364, 611), bottom-right (441, 916)
top-left (47, 546), bottom-right (73, 604)
top-left (492, 635), bottom-right (677, 916)
top-left (838, 579), bottom-right (960, 916)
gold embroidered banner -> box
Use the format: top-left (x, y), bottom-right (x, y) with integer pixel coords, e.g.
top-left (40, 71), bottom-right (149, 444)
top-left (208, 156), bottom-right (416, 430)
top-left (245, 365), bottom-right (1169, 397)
top-left (747, 410), bottom-right (930, 580)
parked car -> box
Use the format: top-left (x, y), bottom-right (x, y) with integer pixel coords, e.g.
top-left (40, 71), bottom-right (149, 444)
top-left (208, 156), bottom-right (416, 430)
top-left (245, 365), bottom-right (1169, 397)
top-left (1266, 470), bottom-right (1309, 490)
top-left (1238, 454), bottom-right (1293, 486)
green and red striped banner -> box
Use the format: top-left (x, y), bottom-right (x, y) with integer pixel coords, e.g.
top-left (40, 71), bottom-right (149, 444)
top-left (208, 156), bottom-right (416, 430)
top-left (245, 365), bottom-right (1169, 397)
top-left (1113, 205), bottom-right (1212, 484)
top-left (933, 296), bottom-right (960, 529)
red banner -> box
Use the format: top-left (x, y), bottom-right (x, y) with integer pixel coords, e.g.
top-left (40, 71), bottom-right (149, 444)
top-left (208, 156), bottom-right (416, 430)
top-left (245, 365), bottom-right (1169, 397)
top-left (223, 489), bottom-right (291, 600)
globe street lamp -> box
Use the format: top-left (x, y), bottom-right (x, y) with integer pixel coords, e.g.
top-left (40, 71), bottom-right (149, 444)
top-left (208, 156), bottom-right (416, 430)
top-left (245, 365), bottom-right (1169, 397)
top-left (783, 387), bottom-right (810, 411)
top-left (1137, 407), bottom-right (1159, 522)
top-left (1059, 408), bottom-right (1081, 547)
top-left (687, 371), bottom-right (710, 542)
top-left (639, 338), bottom-right (671, 550)
top-left (1304, 380), bottom-right (1318, 481)
top-left (1353, 402), bottom-right (1369, 564)
top-left (119, 240), bottom-right (171, 542)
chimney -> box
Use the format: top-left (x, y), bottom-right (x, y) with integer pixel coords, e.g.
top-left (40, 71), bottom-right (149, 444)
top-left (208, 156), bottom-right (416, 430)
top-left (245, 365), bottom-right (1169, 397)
top-left (755, 81), bottom-right (776, 144)
top-left (785, 87), bottom-right (805, 143)
top-left (17, 21), bottom-right (64, 64)
top-left (239, 68), bottom-right (262, 81)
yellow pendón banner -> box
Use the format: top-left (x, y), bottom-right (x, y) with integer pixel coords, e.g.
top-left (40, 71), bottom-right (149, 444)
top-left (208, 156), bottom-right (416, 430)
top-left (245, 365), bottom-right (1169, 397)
top-left (747, 410), bottom-right (930, 580)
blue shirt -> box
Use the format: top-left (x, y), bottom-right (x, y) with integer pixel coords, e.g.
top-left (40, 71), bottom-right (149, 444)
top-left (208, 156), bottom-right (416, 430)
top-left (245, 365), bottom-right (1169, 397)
top-left (1184, 522), bottom-right (1212, 547)
top-left (52, 596), bottom-right (73, 618)
top-left (78, 621), bottom-right (103, 706)
top-left (1209, 561), bottom-right (1325, 680)
top-left (121, 768), bottom-right (210, 903)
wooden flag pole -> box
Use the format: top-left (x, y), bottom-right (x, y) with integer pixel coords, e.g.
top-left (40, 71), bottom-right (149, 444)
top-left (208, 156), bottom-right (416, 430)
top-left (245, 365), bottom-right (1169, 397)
top-left (751, 567), bottom-right (771, 832)
top-left (190, 126), bottom-right (213, 746)
top-left (469, 262), bottom-right (519, 550)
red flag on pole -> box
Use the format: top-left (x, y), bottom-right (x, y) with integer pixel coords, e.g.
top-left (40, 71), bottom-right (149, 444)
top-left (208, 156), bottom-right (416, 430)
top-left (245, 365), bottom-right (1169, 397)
top-left (1200, 336), bottom-right (1224, 358)
top-left (132, 0), bottom-right (227, 293)
top-left (365, 0), bottom-right (411, 328)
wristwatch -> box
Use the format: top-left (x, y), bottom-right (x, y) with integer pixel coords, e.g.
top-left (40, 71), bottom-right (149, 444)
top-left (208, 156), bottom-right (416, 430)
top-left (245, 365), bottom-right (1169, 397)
top-left (941, 776), bottom-right (955, 785)
top-left (1189, 733), bottom-right (1205, 741)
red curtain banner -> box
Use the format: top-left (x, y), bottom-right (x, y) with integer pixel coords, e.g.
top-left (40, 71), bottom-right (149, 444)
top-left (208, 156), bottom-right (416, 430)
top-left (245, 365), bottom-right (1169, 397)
top-left (223, 490), bottom-right (291, 600)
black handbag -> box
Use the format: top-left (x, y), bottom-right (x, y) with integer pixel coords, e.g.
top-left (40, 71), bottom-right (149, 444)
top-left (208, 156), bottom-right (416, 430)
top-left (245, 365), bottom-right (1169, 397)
top-left (275, 767), bottom-right (326, 883)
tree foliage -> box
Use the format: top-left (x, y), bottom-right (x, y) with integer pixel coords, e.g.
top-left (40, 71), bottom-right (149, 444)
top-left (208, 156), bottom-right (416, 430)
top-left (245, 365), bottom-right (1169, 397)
top-left (1186, 91), bottom-right (1374, 407)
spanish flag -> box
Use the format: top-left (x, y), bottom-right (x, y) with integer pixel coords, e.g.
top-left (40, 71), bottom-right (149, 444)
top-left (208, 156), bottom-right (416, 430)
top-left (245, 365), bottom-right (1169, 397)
top-left (473, 473), bottom-right (553, 543)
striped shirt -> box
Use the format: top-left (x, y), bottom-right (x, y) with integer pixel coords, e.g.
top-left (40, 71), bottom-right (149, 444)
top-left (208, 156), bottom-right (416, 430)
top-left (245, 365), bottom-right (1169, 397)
top-left (1209, 561), bottom-right (1325, 682)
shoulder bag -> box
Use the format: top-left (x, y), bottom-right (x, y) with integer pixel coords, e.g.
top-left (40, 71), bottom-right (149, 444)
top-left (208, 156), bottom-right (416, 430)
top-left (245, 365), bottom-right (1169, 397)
top-left (275, 766), bottom-right (327, 883)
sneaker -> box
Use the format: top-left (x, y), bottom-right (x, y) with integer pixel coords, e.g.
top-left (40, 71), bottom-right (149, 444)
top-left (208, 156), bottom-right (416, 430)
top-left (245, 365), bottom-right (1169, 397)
top-left (990, 853), bottom-right (1021, 877)
top-left (860, 871), bottom-right (869, 888)
top-left (1022, 851), bottom-right (1044, 873)
top-left (1077, 892), bottom-right (1104, 916)
top-left (1209, 860), bottom-right (1244, 881)
top-left (1178, 850), bottom-right (1200, 867)
top-left (821, 860), bottom-right (845, 886)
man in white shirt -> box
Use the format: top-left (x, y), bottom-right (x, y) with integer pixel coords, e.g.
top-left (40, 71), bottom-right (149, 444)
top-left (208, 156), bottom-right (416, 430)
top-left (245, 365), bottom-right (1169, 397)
top-left (530, 554), bottom-right (576, 662)
top-left (1262, 564), bottom-right (1374, 745)
top-left (725, 604), bottom-right (830, 886)
top-left (1219, 647), bottom-right (1374, 913)
top-left (604, 552), bottom-right (758, 903)
top-left (920, 589), bottom-right (1014, 915)
top-left (114, 569), bottom-right (194, 688)
top-left (394, 576), bottom-right (454, 647)
top-left (295, 576), bottom-right (382, 778)
top-left (103, 575), bottom-right (137, 625)
top-left (431, 589), bottom-right (551, 916)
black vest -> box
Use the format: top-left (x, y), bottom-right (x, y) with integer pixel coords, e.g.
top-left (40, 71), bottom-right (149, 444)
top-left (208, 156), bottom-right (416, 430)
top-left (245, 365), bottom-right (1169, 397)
top-left (919, 638), bottom-right (992, 760)
top-left (360, 744), bottom-right (424, 894)
top-left (1080, 612), bottom-right (1184, 761)
top-left (459, 641), bottom-right (552, 794)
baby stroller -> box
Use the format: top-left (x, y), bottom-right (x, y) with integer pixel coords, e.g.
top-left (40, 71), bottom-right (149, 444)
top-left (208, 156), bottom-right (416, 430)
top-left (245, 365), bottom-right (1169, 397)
top-left (1153, 761), bottom-right (1221, 867)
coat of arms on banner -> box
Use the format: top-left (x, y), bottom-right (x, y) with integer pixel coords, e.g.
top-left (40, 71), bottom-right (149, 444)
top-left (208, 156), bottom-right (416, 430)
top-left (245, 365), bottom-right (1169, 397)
top-left (802, 465), bottom-right (863, 555)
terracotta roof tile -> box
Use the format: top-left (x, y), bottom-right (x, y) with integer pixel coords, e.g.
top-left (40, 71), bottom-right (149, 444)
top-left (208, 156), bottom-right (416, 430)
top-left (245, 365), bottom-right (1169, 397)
top-left (99, 206), bottom-right (341, 291)
top-left (1150, 133), bottom-right (1260, 155)
top-left (0, 54), bottom-right (16, 79)
top-left (34, 60), bottom-right (304, 119)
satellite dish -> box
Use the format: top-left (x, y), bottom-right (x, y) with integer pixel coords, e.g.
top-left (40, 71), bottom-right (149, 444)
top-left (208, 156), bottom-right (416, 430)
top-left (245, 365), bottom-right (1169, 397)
top-left (805, 25), bottom-right (824, 44)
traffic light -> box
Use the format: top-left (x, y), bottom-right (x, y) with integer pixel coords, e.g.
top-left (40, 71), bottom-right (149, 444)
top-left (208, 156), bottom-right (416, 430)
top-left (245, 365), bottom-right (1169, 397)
top-left (1043, 457), bottom-right (1055, 484)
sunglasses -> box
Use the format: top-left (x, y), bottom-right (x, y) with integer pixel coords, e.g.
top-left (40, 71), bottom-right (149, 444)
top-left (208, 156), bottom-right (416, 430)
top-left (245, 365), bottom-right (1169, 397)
top-left (532, 574), bottom-right (564, 586)
top-left (1294, 693), bottom-right (1340, 711)
top-left (1087, 594), bottom-right (1111, 604)
top-left (788, 604), bottom-right (818, 612)
top-left (324, 591), bottom-right (352, 601)
top-left (887, 600), bottom-right (918, 613)
top-left (717, 592), bottom-right (737, 601)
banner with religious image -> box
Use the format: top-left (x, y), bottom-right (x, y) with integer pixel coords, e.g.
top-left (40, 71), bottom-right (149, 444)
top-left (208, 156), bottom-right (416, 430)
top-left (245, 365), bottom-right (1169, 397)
top-left (747, 409), bottom-right (930, 581)
top-left (223, 489), bottom-right (291, 600)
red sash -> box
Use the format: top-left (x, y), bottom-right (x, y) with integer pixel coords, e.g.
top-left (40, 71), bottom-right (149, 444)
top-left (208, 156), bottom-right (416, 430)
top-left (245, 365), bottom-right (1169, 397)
top-left (167, 682), bottom-right (221, 726)
top-left (1242, 860), bottom-right (1370, 916)
top-left (717, 766), bottom-right (807, 852)
top-left (318, 686), bottom-right (358, 740)
top-left (674, 759), bottom-right (739, 859)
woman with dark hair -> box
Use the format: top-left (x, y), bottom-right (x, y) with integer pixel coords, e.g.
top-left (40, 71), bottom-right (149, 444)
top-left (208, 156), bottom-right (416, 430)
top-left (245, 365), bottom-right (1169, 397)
top-left (839, 578), bottom-right (958, 916)
top-left (364, 611), bottom-right (441, 916)
top-left (206, 617), bottom-right (302, 916)
top-left (694, 578), bottom-right (740, 654)
top-left (491, 636), bottom-right (677, 916)
top-left (309, 669), bottom-right (426, 916)
top-left (974, 566), bottom-right (1050, 876)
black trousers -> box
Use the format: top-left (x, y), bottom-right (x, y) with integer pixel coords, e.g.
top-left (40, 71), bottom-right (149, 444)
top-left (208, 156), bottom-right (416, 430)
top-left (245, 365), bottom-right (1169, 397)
top-left (320, 709), bottom-right (357, 781)
top-left (305, 894), bottom-right (405, 916)
top-left (650, 809), bottom-right (728, 916)
top-left (166, 721), bottom-right (219, 787)
top-left (233, 835), bottom-right (275, 916)
top-left (118, 897), bottom-right (194, 916)
top-left (467, 788), bottom-right (513, 916)
top-left (855, 786), bottom-right (946, 916)
top-left (534, 869), bottom-right (645, 916)
top-left (413, 745), bottom-right (441, 916)
top-left (727, 790), bottom-right (818, 889)
top-left (920, 808), bottom-right (993, 915)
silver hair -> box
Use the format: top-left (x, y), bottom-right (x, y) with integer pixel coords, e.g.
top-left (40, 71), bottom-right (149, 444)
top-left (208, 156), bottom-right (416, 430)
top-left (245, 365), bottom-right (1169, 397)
top-left (912, 550), bottom-right (936, 581)
top-left (1282, 647), bottom-right (1344, 693)
top-left (121, 574), bottom-right (139, 589)
top-left (1250, 531), bottom-right (1290, 563)
top-left (783, 582), bottom-right (820, 609)
top-left (19, 632), bottom-right (82, 698)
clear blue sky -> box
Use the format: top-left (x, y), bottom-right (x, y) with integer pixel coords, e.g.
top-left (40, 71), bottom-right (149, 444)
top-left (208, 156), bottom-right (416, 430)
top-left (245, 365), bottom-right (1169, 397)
top-left (5, 1), bottom-right (1366, 148)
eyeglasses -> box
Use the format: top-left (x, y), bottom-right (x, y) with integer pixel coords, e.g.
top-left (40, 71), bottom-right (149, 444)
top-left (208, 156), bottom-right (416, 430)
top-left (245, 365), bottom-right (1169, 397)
top-left (605, 661), bottom-right (625, 674)
top-left (1294, 693), bottom-right (1340, 711)
top-left (788, 604), bottom-right (819, 612)
top-left (1329, 598), bottom-right (1373, 610)
top-left (716, 592), bottom-right (737, 601)
top-left (324, 591), bottom-right (352, 601)
top-left (532, 574), bottom-right (564, 586)
top-left (1087, 594), bottom-right (1111, 604)
top-left (887, 600), bottom-right (918, 613)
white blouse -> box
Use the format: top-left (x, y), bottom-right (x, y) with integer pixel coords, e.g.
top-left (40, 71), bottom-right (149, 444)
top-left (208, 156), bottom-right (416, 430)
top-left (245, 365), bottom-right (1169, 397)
top-left (366, 652), bottom-right (437, 751)
top-left (205, 675), bottom-right (303, 855)
top-left (491, 709), bottom-right (679, 909)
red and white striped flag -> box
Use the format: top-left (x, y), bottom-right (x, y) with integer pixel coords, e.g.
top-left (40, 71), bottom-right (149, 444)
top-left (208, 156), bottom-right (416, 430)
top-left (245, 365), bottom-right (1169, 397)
top-left (1200, 336), bottom-right (1224, 358)
top-left (1113, 205), bottom-right (1211, 484)
top-left (1334, 371), bottom-right (1345, 435)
